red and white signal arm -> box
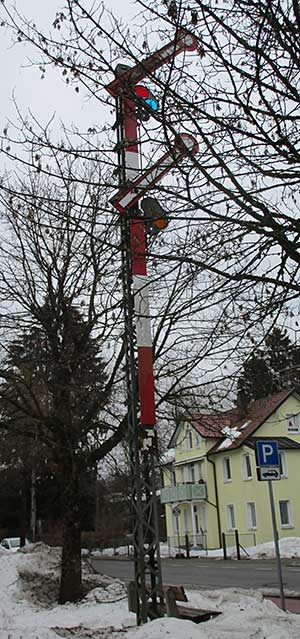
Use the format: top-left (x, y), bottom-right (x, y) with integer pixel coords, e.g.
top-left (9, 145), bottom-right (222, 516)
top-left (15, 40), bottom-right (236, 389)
top-left (111, 133), bottom-right (198, 213)
top-left (105, 30), bottom-right (198, 98)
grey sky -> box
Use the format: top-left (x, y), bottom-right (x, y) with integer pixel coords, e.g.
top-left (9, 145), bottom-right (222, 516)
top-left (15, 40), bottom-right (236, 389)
top-left (0, 0), bottom-right (136, 131)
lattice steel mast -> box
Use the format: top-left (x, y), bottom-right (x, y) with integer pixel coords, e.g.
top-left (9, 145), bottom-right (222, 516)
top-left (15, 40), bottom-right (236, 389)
top-left (105, 31), bottom-right (199, 624)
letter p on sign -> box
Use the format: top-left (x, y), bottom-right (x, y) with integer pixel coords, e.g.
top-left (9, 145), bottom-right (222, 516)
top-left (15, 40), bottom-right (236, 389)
top-left (256, 440), bottom-right (279, 467)
top-left (262, 444), bottom-right (274, 463)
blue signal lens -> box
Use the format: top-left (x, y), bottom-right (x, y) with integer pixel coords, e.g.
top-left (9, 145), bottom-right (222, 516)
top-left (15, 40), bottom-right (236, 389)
top-left (145, 97), bottom-right (158, 111)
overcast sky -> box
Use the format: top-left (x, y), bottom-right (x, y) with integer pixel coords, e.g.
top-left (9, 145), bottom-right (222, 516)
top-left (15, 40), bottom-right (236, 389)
top-left (0, 0), bottom-right (136, 132)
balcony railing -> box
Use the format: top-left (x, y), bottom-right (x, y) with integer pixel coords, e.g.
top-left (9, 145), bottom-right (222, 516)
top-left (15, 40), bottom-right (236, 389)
top-left (160, 481), bottom-right (207, 504)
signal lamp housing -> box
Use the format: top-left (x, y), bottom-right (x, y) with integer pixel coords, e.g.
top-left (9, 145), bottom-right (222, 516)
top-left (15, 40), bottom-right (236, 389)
top-left (141, 197), bottom-right (169, 235)
top-left (134, 85), bottom-right (159, 120)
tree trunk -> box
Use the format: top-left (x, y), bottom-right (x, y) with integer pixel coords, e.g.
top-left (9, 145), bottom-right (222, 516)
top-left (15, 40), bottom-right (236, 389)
top-left (59, 467), bottom-right (82, 604)
top-left (19, 478), bottom-right (28, 547)
top-left (30, 465), bottom-right (37, 543)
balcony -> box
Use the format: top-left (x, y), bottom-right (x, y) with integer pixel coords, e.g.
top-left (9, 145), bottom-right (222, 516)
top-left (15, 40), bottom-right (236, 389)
top-left (160, 481), bottom-right (207, 504)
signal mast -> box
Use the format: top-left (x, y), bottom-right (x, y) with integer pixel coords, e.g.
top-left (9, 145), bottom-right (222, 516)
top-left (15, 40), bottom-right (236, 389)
top-left (105, 30), bottom-right (198, 624)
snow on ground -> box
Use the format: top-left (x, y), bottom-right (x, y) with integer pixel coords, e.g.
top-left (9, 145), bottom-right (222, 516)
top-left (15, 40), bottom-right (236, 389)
top-left (198, 536), bottom-right (300, 560)
top-left (1, 543), bottom-right (300, 639)
top-left (245, 537), bottom-right (300, 559)
top-left (90, 536), bottom-right (300, 560)
top-left (159, 536), bottom-right (300, 559)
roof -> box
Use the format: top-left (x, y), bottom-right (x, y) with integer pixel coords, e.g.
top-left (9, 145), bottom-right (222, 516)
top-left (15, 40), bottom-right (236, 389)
top-left (168, 408), bottom-right (244, 448)
top-left (169, 413), bottom-right (226, 447)
top-left (208, 388), bottom-right (295, 454)
top-left (191, 410), bottom-right (242, 439)
top-left (246, 436), bottom-right (300, 451)
top-left (168, 389), bottom-right (297, 452)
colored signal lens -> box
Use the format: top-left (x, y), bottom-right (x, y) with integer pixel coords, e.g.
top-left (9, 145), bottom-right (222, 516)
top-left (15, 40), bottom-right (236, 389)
top-left (135, 85), bottom-right (149, 98)
top-left (134, 85), bottom-right (158, 112)
top-left (153, 217), bottom-right (168, 230)
top-left (145, 97), bottom-right (158, 111)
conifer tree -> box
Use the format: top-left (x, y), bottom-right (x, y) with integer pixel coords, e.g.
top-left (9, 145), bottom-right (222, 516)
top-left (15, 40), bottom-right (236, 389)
top-left (237, 327), bottom-right (300, 402)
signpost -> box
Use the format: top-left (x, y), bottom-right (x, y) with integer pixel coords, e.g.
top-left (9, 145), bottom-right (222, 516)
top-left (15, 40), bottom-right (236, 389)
top-left (173, 507), bottom-right (181, 555)
top-left (255, 441), bottom-right (286, 611)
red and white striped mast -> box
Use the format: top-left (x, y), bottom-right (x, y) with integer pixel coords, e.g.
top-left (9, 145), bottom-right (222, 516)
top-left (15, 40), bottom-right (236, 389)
top-left (105, 30), bottom-right (198, 624)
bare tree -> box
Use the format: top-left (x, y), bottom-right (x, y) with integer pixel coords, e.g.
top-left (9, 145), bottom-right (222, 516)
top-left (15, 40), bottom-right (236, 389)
top-left (1, 1), bottom-right (299, 600)
top-left (3, 0), bottom-right (299, 365)
top-left (0, 154), bottom-right (130, 601)
top-left (0, 130), bottom-right (234, 603)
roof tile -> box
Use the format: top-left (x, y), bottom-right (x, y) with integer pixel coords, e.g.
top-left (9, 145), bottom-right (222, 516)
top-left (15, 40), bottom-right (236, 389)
top-left (207, 388), bottom-right (293, 453)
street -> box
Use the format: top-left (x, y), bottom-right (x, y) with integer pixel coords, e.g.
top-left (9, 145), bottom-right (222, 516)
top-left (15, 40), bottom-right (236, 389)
top-left (91, 556), bottom-right (300, 591)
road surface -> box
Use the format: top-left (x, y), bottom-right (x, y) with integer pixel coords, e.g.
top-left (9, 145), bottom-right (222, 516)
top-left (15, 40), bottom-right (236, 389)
top-left (90, 556), bottom-right (300, 591)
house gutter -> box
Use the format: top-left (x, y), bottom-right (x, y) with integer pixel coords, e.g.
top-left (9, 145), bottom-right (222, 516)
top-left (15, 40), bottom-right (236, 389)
top-left (206, 453), bottom-right (222, 548)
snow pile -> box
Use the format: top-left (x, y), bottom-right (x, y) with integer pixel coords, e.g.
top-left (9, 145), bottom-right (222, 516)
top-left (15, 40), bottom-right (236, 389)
top-left (125, 588), bottom-right (300, 638)
top-left (126, 599), bottom-right (299, 639)
top-left (0, 545), bottom-right (133, 638)
top-left (17, 542), bottom-right (126, 606)
top-left (91, 545), bottom-right (133, 558)
top-left (1, 544), bottom-right (300, 638)
top-left (214, 536), bottom-right (300, 560)
top-left (248, 537), bottom-right (300, 559)
top-left (159, 536), bottom-right (300, 560)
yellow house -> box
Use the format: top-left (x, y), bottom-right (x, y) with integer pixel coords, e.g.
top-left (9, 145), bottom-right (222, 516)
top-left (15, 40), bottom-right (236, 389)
top-left (160, 389), bottom-right (300, 550)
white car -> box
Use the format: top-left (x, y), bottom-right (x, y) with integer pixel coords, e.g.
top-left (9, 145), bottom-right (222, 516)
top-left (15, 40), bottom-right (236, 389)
top-left (0, 537), bottom-right (28, 552)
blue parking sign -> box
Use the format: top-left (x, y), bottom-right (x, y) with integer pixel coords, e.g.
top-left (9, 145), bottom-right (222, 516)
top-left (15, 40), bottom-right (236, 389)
top-left (256, 441), bottom-right (279, 467)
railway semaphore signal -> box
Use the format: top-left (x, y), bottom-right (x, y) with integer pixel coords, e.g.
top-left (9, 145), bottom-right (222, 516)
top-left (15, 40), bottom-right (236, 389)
top-left (105, 29), bottom-right (199, 625)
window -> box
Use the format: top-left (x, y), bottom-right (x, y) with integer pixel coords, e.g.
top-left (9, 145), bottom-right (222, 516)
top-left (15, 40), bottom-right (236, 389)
top-left (171, 470), bottom-right (176, 486)
top-left (279, 500), bottom-right (293, 527)
top-left (198, 460), bottom-right (204, 481)
top-left (242, 454), bottom-right (252, 480)
top-left (223, 457), bottom-right (232, 482)
top-left (226, 504), bottom-right (236, 530)
top-left (279, 451), bottom-right (288, 477)
top-left (286, 413), bottom-right (300, 434)
top-left (1, 540), bottom-right (9, 550)
top-left (186, 430), bottom-right (193, 450)
top-left (246, 502), bottom-right (257, 529)
top-left (188, 463), bottom-right (195, 483)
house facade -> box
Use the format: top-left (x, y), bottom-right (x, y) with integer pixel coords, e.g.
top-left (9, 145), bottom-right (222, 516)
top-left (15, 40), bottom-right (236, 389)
top-left (160, 389), bottom-right (300, 549)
